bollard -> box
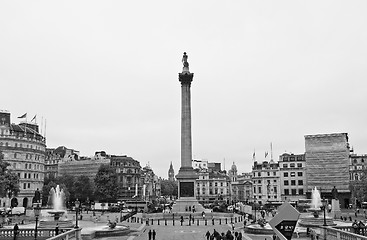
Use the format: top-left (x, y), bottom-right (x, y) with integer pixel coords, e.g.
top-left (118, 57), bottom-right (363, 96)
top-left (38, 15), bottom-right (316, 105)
top-left (165, 219), bottom-right (167, 225)
top-left (226, 218), bottom-right (228, 224)
top-left (173, 219), bottom-right (175, 226)
top-left (189, 219), bottom-right (191, 226)
top-left (158, 219), bottom-right (160, 225)
top-left (197, 219), bottom-right (199, 226)
top-left (205, 219), bottom-right (207, 226)
top-left (219, 219), bottom-right (221, 225)
top-left (151, 219), bottom-right (153, 225)
top-left (235, 217), bottom-right (237, 223)
top-left (141, 218), bottom-right (143, 224)
top-left (231, 217), bottom-right (233, 223)
top-left (212, 219), bottom-right (214, 225)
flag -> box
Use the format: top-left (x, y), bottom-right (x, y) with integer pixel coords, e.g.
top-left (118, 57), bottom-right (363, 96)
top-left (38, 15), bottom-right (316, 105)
top-left (252, 151), bottom-right (256, 159)
top-left (265, 152), bottom-right (268, 158)
top-left (31, 115), bottom-right (37, 122)
top-left (18, 113), bottom-right (27, 118)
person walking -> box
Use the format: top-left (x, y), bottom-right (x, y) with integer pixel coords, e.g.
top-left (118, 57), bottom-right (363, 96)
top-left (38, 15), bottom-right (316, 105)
top-left (152, 230), bottom-right (156, 240)
top-left (13, 223), bottom-right (19, 240)
top-left (55, 223), bottom-right (59, 235)
top-left (205, 231), bottom-right (211, 240)
top-left (148, 229), bottom-right (152, 240)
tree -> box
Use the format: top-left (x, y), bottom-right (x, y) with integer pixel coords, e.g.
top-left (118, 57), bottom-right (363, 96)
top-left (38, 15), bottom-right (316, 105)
top-left (94, 164), bottom-right (119, 202)
top-left (74, 175), bottom-right (93, 202)
top-left (160, 179), bottom-right (178, 197)
top-left (0, 151), bottom-right (20, 198)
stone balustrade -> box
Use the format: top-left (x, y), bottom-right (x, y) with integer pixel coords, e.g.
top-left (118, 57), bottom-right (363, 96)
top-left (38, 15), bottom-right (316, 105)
top-left (0, 228), bottom-right (80, 240)
top-left (314, 226), bottom-right (367, 240)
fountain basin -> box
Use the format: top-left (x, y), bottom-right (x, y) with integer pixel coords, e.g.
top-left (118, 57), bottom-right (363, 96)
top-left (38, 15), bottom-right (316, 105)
top-left (83, 225), bottom-right (130, 238)
top-left (244, 223), bottom-right (274, 235)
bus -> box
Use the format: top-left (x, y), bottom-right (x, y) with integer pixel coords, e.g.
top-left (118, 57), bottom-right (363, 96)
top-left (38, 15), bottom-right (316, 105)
top-left (297, 199), bottom-right (312, 212)
top-left (125, 201), bottom-right (148, 212)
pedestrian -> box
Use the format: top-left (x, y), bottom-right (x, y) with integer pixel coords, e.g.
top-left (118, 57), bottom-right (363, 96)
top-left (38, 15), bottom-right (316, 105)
top-left (152, 230), bottom-right (156, 240)
top-left (244, 219), bottom-right (247, 227)
top-left (272, 234), bottom-right (277, 240)
top-left (205, 231), bottom-right (211, 240)
top-left (148, 229), bottom-right (152, 240)
top-left (238, 232), bottom-right (242, 240)
top-left (358, 221), bottom-right (365, 235)
top-left (231, 222), bottom-right (235, 231)
top-left (13, 223), bottom-right (19, 240)
top-left (55, 223), bottom-right (59, 235)
top-left (352, 220), bottom-right (359, 234)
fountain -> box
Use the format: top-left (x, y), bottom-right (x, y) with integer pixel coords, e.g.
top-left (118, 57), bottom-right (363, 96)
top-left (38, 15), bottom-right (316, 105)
top-left (298, 187), bottom-right (335, 227)
top-left (38, 185), bottom-right (74, 228)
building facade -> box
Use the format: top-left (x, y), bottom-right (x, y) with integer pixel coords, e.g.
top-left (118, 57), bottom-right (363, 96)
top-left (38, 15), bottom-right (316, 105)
top-left (110, 155), bottom-right (142, 200)
top-left (196, 169), bottom-right (231, 206)
top-left (252, 160), bottom-right (281, 205)
top-left (305, 133), bottom-right (351, 208)
top-left (0, 110), bottom-right (46, 208)
top-left (349, 154), bottom-right (367, 208)
top-left (279, 153), bottom-right (307, 202)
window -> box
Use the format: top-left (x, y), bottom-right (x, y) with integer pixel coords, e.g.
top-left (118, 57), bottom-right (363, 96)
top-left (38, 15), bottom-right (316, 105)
top-left (23, 183), bottom-right (26, 189)
top-left (291, 189), bottom-right (297, 195)
top-left (290, 163), bottom-right (295, 168)
top-left (258, 187), bottom-right (262, 194)
top-left (283, 164), bottom-right (288, 168)
top-left (267, 172), bottom-right (270, 176)
top-left (258, 180), bottom-right (261, 184)
top-left (298, 180), bottom-right (303, 185)
top-left (284, 172), bottom-right (288, 177)
top-left (291, 180), bottom-right (296, 186)
top-left (299, 189), bottom-right (304, 195)
top-left (274, 186), bottom-right (277, 193)
top-left (284, 180), bottom-right (289, 186)
top-left (298, 172), bottom-right (303, 177)
top-left (258, 172), bottom-right (261, 176)
top-left (274, 180), bottom-right (277, 183)
top-left (290, 157), bottom-right (295, 161)
top-left (283, 157), bottom-right (288, 161)
top-left (254, 187), bottom-right (256, 193)
top-left (284, 189), bottom-right (289, 195)
top-left (297, 163), bottom-right (302, 168)
top-left (290, 172), bottom-right (296, 177)
top-left (273, 172), bottom-right (276, 176)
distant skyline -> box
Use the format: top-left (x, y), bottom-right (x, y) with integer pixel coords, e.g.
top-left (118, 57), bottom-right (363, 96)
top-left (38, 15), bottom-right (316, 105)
top-left (1, 1), bottom-right (367, 179)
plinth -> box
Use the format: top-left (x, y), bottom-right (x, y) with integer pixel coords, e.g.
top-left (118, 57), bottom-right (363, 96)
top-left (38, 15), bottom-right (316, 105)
top-left (331, 199), bottom-right (341, 219)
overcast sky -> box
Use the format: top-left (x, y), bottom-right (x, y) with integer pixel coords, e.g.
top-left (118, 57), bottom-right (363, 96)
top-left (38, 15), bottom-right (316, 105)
top-left (1, 1), bottom-right (367, 179)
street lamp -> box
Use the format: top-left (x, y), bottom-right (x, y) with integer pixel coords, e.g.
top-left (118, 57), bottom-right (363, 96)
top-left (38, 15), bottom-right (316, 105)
top-left (75, 199), bottom-right (80, 228)
top-left (321, 198), bottom-right (327, 226)
top-left (33, 202), bottom-right (42, 240)
top-left (253, 197), bottom-right (258, 223)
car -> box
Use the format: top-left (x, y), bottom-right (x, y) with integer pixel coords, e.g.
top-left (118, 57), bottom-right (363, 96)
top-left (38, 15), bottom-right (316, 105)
top-left (121, 208), bottom-right (132, 213)
top-left (0, 207), bottom-right (11, 215)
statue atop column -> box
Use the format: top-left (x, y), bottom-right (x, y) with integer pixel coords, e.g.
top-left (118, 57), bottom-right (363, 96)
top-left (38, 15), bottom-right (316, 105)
top-left (182, 52), bottom-right (190, 73)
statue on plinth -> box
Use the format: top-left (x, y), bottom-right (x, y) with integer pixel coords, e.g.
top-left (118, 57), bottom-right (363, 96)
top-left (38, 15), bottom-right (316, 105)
top-left (331, 186), bottom-right (338, 200)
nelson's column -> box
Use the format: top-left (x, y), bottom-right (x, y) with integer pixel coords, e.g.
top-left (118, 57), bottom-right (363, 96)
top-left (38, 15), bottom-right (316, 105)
top-left (172, 52), bottom-right (204, 212)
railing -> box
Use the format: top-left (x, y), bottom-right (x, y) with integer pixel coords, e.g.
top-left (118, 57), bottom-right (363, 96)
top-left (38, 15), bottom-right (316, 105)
top-left (0, 228), bottom-right (81, 240)
top-left (313, 226), bottom-right (367, 240)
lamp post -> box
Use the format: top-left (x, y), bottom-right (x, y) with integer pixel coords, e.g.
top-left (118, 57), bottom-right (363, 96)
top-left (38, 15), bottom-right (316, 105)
top-left (75, 199), bottom-right (80, 228)
top-left (321, 198), bottom-right (327, 226)
top-left (33, 202), bottom-right (42, 240)
top-left (253, 198), bottom-right (257, 223)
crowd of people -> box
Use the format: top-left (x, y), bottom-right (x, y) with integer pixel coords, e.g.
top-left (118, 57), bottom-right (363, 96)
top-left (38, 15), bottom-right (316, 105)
top-left (205, 229), bottom-right (242, 240)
